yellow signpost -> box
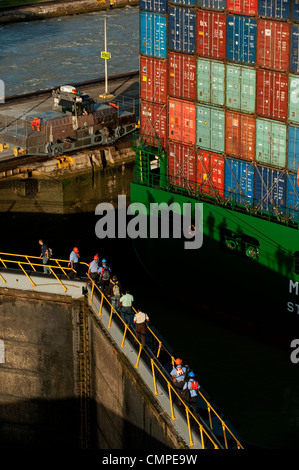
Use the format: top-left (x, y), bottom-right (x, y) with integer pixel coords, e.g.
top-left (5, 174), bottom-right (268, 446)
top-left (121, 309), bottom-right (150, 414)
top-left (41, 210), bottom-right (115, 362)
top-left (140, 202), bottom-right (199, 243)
top-left (99, 17), bottom-right (114, 100)
top-left (101, 51), bottom-right (110, 60)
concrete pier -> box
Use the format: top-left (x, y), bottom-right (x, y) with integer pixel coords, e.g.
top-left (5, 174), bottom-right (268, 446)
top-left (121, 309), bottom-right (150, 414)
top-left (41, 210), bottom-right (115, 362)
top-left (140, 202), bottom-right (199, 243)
top-left (0, 0), bottom-right (139, 25)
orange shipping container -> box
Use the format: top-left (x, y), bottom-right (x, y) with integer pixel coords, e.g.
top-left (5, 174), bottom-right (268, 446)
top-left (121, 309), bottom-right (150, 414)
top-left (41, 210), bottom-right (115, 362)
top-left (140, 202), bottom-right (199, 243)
top-left (168, 98), bottom-right (196, 146)
top-left (140, 56), bottom-right (168, 104)
top-left (197, 150), bottom-right (225, 198)
top-left (225, 111), bottom-right (256, 161)
top-left (168, 141), bottom-right (197, 192)
top-left (168, 52), bottom-right (196, 101)
top-left (256, 69), bottom-right (288, 121)
top-left (257, 19), bottom-right (290, 72)
top-left (140, 100), bottom-right (167, 147)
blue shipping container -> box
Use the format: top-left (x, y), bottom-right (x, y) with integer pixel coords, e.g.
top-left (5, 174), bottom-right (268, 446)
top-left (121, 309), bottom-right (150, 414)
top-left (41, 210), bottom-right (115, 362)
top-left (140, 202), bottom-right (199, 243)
top-left (288, 125), bottom-right (299, 172)
top-left (169, 6), bottom-right (196, 54)
top-left (170, 0), bottom-right (196, 6)
top-left (255, 165), bottom-right (286, 215)
top-left (197, 0), bottom-right (225, 9)
top-left (226, 15), bottom-right (257, 65)
top-left (290, 25), bottom-right (299, 73)
top-left (258, 0), bottom-right (290, 20)
top-left (140, 0), bottom-right (168, 13)
top-left (140, 12), bottom-right (167, 58)
top-left (224, 157), bottom-right (254, 206)
top-left (291, 0), bottom-right (299, 22)
top-left (286, 172), bottom-right (299, 220)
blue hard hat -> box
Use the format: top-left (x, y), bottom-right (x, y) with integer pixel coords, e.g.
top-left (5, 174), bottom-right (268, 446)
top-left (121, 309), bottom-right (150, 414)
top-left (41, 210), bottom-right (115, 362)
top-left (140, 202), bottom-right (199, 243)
top-left (189, 371), bottom-right (195, 377)
top-left (102, 259), bottom-right (106, 262)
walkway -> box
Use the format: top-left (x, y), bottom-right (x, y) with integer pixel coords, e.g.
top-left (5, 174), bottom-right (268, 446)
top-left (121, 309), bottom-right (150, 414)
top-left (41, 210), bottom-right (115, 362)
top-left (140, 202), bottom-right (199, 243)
top-left (0, 251), bottom-right (244, 450)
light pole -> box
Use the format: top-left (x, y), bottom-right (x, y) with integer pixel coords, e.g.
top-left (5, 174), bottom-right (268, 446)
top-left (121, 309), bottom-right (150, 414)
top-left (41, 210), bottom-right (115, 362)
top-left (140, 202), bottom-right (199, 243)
top-left (99, 16), bottom-right (114, 100)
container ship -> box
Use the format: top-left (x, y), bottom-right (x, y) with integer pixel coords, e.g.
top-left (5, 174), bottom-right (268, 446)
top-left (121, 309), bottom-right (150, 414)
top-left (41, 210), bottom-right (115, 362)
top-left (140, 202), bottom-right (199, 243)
top-left (130, 0), bottom-right (299, 348)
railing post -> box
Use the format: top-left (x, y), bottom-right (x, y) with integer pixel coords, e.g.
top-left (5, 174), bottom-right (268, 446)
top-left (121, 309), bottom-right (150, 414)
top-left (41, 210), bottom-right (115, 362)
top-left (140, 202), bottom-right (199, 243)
top-left (185, 408), bottom-right (194, 447)
top-left (222, 423), bottom-right (228, 449)
top-left (167, 382), bottom-right (175, 421)
top-left (89, 282), bottom-right (95, 304)
top-left (151, 359), bottom-right (158, 396)
top-left (121, 325), bottom-right (128, 348)
top-left (98, 295), bottom-right (103, 316)
top-left (135, 345), bottom-right (142, 368)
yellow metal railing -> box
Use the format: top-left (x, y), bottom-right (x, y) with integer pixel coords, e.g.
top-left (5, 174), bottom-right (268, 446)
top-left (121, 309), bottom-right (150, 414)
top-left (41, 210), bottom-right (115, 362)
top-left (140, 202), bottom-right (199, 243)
top-left (86, 273), bottom-right (244, 450)
top-left (0, 251), bottom-right (244, 450)
top-left (0, 252), bottom-right (89, 292)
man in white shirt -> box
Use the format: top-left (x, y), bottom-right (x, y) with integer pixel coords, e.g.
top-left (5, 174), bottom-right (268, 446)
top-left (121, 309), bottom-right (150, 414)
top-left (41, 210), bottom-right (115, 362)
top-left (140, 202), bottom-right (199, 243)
top-left (133, 308), bottom-right (149, 347)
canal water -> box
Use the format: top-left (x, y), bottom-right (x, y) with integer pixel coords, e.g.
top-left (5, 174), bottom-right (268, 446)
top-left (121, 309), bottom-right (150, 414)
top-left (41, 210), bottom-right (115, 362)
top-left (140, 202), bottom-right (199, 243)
top-left (0, 7), bottom-right (299, 449)
top-left (0, 6), bottom-right (139, 96)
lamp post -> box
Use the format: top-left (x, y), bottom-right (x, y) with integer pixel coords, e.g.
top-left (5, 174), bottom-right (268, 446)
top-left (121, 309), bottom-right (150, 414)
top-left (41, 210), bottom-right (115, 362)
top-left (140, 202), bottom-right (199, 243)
top-left (99, 16), bottom-right (114, 100)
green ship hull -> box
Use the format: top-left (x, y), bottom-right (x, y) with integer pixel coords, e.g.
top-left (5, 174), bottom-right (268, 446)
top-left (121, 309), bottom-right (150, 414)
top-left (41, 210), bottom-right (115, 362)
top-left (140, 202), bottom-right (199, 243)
top-left (130, 181), bottom-right (299, 349)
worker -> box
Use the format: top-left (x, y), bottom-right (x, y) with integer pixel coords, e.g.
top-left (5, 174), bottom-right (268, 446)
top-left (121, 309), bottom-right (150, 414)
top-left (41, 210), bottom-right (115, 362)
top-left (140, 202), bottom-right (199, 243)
top-left (120, 289), bottom-right (134, 327)
top-left (68, 247), bottom-right (80, 279)
top-left (133, 307), bottom-right (149, 348)
top-left (170, 358), bottom-right (189, 404)
top-left (181, 371), bottom-right (200, 417)
top-left (88, 255), bottom-right (100, 283)
top-left (98, 259), bottom-right (111, 294)
top-left (106, 275), bottom-right (122, 311)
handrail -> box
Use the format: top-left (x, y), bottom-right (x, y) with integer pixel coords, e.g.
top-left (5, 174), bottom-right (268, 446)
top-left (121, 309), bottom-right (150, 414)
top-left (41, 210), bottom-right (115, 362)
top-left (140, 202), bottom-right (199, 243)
top-left (0, 252), bottom-right (90, 293)
top-left (86, 273), bottom-right (244, 450)
top-left (0, 251), bottom-right (244, 449)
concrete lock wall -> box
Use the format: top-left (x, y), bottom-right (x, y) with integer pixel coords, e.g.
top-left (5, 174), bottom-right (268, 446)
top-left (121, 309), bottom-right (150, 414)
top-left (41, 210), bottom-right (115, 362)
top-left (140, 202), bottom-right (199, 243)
top-left (88, 312), bottom-right (186, 450)
top-left (0, 288), bottom-right (82, 448)
top-left (0, 287), bottom-right (184, 449)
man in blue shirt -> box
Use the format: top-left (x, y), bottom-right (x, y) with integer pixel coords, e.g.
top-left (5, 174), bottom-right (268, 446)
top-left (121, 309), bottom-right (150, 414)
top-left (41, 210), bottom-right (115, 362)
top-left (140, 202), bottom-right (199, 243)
top-left (88, 255), bottom-right (99, 283)
top-left (182, 371), bottom-right (200, 417)
top-left (69, 247), bottom-right (80, 279)
top-left (170, 358), bottom-right (189, 405)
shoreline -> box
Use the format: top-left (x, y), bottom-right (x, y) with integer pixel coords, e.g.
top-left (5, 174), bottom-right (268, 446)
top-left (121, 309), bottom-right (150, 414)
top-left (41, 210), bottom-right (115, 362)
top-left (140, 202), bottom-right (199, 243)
top-left (0, 0), bottom-right (139, 24)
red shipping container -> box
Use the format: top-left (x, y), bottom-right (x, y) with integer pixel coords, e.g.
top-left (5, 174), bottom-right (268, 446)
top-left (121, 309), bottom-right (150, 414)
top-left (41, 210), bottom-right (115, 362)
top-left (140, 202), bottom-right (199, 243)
top-left (257, 19), bottom-right (290, 72)
top-left (168, 98), bottom-right (196, 146)
top-left (256, 69), bottom-right (288, 121)
top-left (140, 100), bottom-right (167, 147)
top-left (196, 11), bottom-right (226, 59)
top-left (168, 52), bottom-right (196, 101)
top-left (197, 150), bottom-right (224, 198)
top-left (227, 0), bottom-right (258, 15)
top-left (140, 56), bottom-right (168, 104)
top-left (168, 141), bottom-right (197, 191)
top-left (225, 111), bottom-right (256, 161)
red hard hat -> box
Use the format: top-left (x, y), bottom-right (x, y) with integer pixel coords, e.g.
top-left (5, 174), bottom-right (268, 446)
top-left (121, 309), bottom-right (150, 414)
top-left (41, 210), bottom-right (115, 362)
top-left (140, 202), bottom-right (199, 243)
top-left (73, 247), bottom-right (79, 253)
top-left (94, 255), bottom-right (99, 261)
top-left (175, 358), bottom-right (182, 365)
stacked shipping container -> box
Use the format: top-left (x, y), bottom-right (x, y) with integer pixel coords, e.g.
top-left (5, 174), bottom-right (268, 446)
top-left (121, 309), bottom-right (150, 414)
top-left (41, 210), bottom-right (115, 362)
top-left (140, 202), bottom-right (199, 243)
top-left (139, 0), bottom-right (299, 220)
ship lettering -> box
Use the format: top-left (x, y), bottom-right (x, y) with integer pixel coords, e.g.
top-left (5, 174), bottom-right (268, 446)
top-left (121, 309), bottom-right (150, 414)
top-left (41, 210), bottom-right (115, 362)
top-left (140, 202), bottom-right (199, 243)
top-left (289, 279), bottom-right (299, 295)
top-left (287, 301), bottom-right (299, 313)
top-left (290, 339), bottom-right (299, 364)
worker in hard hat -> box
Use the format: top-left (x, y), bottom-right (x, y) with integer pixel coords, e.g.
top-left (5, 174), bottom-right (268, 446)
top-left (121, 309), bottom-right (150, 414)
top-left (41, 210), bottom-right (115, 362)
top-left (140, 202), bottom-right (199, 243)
top-left (68, 247), bottom-right (80, 279)
top-left (170, 358), bottom-right (189, 404)
top-left (88, 254), bottom-right (100, 283)
top-left (98, 258), bottom-right (111, 294)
